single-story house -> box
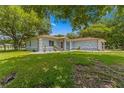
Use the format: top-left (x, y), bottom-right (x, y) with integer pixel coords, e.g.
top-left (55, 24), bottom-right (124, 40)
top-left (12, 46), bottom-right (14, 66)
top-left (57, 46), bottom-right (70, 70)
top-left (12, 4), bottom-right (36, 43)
top-left (26, 35), bottom-right (106, 52)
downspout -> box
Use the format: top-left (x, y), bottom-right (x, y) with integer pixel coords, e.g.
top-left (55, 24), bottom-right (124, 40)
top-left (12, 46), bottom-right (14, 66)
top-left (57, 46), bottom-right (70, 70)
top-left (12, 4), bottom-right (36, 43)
top-left (37, 38), bottom-right (39, 52)
top-left (64, 39), bottom-right (66, 51)
top-left (97, 40), bottom-right (99, 51)
top-left (70, 40), bottom-right (72, 51)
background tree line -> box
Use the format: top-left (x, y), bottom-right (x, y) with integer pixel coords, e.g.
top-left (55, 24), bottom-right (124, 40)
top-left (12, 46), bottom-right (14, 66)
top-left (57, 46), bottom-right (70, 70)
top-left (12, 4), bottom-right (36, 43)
top-left (67, 6), bottom-right (124, 50)
top-left (0, 6), bottom-right (124, 50)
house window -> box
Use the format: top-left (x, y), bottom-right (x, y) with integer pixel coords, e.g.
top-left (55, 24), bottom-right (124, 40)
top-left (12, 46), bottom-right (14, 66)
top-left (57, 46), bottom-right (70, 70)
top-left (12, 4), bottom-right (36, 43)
top-left (49, 40), bottom-right (54, 46)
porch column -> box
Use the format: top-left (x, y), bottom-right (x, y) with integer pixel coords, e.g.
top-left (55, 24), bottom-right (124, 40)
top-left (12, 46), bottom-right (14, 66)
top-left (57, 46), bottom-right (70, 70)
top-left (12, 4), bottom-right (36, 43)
top-left (39, 38), bottom-right (43, 52)
top-left (64, 39), bottom-right (66, 50)
top-left (103, 42), bottom-right (105, 50)
top-left (70, 40), bottom-right (72, 50)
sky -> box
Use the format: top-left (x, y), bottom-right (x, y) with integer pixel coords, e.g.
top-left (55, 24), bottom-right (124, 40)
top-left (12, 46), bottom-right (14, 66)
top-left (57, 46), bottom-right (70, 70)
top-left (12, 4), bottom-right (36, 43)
top-left (50, 8), bottom-right (116, 36)
top-left (50, 16), bottom-right (72, 35)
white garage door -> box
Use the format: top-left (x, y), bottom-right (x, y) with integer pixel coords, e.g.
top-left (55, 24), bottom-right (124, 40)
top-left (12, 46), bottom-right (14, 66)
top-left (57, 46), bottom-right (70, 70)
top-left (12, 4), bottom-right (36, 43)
top-left (72, 41), bottom-right (98, 50)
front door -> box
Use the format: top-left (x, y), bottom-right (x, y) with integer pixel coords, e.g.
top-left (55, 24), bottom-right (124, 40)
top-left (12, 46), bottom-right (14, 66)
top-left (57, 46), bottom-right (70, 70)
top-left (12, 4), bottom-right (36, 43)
top-left (60, 42), bottom-right (64, 48)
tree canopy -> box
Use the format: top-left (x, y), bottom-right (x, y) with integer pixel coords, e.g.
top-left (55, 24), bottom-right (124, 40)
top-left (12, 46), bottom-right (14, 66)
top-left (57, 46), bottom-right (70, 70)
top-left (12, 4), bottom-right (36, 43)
top-left (0, 6), bottom-right (50, 49)
top-left (48, 6), bottom-right (113, 30)
top-left (24, 6), bottom-right (113, 30)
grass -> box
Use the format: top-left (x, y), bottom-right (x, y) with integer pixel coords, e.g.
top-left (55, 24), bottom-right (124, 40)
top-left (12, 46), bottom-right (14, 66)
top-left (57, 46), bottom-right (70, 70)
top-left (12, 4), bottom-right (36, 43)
top-left (0, 51), bottom-right (124, 88)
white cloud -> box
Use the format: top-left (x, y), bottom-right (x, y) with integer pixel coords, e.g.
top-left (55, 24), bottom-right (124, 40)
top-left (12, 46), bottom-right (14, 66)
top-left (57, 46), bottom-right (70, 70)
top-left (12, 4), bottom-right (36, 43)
top-left (51, 23), bottom-right (56, 27)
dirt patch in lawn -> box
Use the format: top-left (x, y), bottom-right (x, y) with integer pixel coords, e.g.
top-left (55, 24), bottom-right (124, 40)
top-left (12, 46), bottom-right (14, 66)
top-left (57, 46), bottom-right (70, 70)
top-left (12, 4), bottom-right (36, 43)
top-left (72, 58), bottom-right (124, 88)
top-left (0, 72), bottom-right (16, 87)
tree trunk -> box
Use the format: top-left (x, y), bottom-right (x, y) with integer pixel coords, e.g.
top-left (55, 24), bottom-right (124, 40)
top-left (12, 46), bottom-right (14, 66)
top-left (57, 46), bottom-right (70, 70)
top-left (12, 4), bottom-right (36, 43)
top-left (122, 42), bottom-right (124, 50)
top-left (13, 44), bottom-right (18, 50)
top-left (3, 44), bottom-right (6, 51)
top-left (13, 40), bottom-right (19, 50)
top-left (18, 41), bottom-right (23, 50)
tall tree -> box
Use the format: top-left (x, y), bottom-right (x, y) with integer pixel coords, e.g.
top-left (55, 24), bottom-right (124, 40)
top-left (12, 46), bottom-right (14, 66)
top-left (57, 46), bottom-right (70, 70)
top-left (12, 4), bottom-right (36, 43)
top-left (79, 6), bottom-right (124, 50)
top-left (0, 6), bottom-right (50, 50)
top-left (79, 23), bottom-right (112, 38)
top-left (111, 6), bottom-right (124, 49)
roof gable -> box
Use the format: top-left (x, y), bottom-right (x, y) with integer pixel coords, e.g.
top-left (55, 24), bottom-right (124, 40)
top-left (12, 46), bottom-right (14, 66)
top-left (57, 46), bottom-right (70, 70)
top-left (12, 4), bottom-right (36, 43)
top-left (32, 35), bottom-right (106, 42)
top-left (71, 37), bottom-right (106, 42)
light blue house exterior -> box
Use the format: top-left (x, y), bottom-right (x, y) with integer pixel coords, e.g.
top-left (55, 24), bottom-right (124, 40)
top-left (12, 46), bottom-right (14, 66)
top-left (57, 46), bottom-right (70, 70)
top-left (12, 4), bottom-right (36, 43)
top-left (26, 35), bottom-right (106, 52)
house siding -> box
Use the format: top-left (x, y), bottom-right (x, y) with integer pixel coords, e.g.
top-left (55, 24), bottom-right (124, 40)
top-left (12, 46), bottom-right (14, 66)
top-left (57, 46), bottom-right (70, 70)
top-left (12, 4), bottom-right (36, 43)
top-left (26, 36), bottom-right (105, 52)
top-left (71, 40), bottom-right (98, 50)
top-left (42, 38), bottom-right (60, 47)
top-left (98, 40), bottom-right (103, 51)
top-left (39, 38), bottom-right (61, 52)
top-left (26, 39), bottom-right (38, 51)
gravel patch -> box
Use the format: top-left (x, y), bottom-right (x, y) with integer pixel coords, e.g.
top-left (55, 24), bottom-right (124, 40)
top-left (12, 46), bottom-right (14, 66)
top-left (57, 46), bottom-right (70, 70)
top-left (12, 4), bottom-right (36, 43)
top-left (72, 59), bottom-right (124, 88)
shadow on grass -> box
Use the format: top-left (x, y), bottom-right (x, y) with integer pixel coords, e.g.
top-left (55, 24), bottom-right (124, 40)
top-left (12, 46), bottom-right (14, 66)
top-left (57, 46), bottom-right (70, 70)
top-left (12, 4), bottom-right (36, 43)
top-left (0, 53), bottom-right (73, 88)
top-left (0, 50), bottom-right (27, 53)
top-left (0, 52), bottom-right (124, 88)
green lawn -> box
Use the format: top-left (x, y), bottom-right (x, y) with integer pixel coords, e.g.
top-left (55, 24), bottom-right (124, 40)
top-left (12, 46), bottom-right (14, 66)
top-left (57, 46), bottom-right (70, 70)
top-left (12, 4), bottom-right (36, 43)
top-left (0, 51), bottom-right (124, 88)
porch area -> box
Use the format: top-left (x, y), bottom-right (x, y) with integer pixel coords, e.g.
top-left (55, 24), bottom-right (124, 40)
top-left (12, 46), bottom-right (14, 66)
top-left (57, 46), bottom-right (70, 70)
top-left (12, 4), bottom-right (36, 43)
top-left (38, 39), bottom-right (72, 52)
